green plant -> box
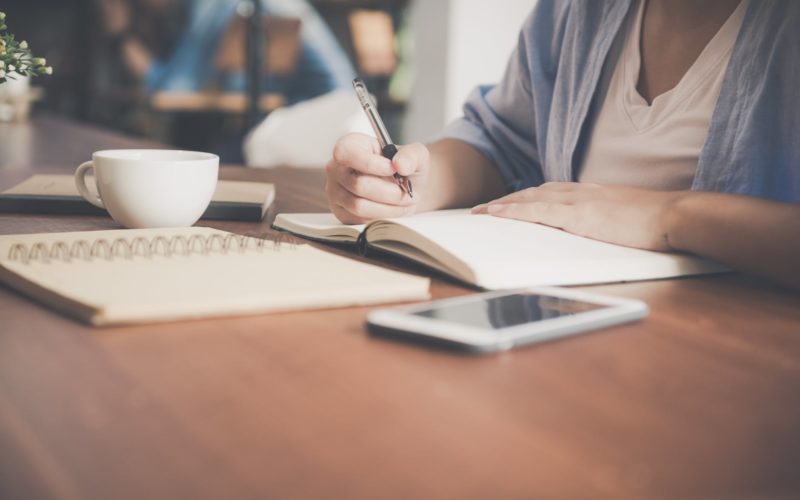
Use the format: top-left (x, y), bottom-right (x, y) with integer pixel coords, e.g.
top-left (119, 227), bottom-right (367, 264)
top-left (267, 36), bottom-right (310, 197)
top-left (0, 11), bottom-right (52, 84)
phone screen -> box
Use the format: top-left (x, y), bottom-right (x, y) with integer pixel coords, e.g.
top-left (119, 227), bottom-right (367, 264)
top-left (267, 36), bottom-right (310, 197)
top-left (411, 293), bottom-right (607, 330)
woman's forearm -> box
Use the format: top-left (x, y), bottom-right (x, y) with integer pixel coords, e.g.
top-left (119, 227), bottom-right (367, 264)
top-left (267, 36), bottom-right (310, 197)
top-left (420, 139), bottom-right (507, 212)
top-left (666, 193), bottom-right (800, 289)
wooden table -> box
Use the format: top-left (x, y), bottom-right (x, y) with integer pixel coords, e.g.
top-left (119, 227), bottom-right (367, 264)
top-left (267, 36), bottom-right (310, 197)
top-left (1, 115), bottom-right (799, 499)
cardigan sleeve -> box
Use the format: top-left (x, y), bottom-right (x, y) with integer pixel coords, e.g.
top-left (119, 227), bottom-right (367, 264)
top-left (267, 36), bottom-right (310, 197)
top-left (439, 0), bottom-right (572, 192)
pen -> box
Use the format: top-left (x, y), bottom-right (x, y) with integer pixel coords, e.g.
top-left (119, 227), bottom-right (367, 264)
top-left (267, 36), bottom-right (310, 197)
top-left (352, 78), bottom-right (413, 197)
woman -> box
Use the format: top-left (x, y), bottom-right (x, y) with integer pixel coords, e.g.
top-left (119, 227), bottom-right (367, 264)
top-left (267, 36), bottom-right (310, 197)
top-left (325, 0), bottom-right (800, 289)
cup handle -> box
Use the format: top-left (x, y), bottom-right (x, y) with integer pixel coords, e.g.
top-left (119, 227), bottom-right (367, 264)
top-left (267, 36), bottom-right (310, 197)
top-left (75, 161), bottom-right (104, 208)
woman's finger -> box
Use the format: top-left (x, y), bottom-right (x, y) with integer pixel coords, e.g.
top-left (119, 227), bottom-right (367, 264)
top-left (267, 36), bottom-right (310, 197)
top-left (333, 167), bottom-right (414, 206)
top-left (487, 189), bottom-right (578, 207)
top-left (392, 142), bottom-right (430, 176)
top-left (487, 182), bottom-right (601, 205)
top-left (487, 201), bottom-right (574, 229)
top-left (331, 133), bottom-right (395, 177)
top-left (330, 183), bottom-right (413, 222)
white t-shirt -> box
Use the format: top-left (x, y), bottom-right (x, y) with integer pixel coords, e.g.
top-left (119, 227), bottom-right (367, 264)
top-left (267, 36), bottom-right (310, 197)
top-left (578, 0), bottom-right (748, 190)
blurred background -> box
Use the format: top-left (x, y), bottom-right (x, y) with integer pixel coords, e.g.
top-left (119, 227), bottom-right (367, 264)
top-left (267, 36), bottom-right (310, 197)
top-left (0, 0), bottom-right (534, 165)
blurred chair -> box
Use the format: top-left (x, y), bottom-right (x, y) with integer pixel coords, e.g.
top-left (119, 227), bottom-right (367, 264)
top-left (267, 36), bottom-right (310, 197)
top-left (149, 14), bottom-right (303, 114)
top-left (347, 9), bottom-right (397, 77)
top-left (242, 6), bottom-right (404, 169)
top-left (216, 15), bottom-right (302, 77)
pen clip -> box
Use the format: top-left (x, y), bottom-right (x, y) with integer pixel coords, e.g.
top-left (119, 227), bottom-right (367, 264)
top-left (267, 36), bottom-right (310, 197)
top-left (353, 78), bottom-right (394, 148)
top-left (352, 79), bottom-right (372, 109)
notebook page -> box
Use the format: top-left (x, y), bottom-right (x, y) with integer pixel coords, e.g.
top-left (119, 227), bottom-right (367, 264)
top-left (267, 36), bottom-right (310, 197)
top-left (376, 212), bottom-right (728, 288)
top-left (272, 210), bottom-right (462, 243)
top-left (0, 228), bottom-right (429, 325)
top-left (273, 213), bottom-right (364, 242)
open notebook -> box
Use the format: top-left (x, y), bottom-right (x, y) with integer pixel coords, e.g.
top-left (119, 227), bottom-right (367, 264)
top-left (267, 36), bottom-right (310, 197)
top-left (0, 227), bottom-right (430, 326)
top-left (273, 209), bottom-right (729, 289)
top-left (0, 175), bottom-right (276, 221)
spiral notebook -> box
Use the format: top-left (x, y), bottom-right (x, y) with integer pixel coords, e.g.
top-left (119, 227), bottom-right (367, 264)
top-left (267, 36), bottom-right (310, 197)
top-left (0, 228), bottom-right (430, 326)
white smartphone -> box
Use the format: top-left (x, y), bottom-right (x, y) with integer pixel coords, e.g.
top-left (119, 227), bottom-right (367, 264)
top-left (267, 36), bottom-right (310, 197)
top-left (366, 287), bottom-right (649, 352)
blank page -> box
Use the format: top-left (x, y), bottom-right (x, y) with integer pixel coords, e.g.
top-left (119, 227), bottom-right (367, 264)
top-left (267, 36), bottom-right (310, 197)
top-left (381, 211), bottom-right (728, 288)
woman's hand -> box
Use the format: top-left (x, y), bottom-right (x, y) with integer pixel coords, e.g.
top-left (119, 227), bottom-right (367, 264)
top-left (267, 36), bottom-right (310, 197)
top-left (472, 182), bottom-right (690, 251)
top-left (474, 183), bottom-right (800, 290)
top-left (325, 133), bottom-right (431, 224)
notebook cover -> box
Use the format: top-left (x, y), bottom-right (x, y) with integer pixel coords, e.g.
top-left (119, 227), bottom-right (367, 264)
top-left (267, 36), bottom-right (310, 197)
top-left (0, 176), bottom-right (274, 222)
top-left (0, 227), bottom-right (431, 326)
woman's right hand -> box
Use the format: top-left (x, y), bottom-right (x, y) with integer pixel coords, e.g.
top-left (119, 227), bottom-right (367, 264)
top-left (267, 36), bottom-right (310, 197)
top-left (325, 133), bottom-right (431, 224)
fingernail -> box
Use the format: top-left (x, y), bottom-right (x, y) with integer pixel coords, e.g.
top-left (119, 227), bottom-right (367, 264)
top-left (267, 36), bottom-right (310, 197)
top-left (487, 203), bottom-right (505, 213)
top-left (471, 204), bottom-right (486, 213)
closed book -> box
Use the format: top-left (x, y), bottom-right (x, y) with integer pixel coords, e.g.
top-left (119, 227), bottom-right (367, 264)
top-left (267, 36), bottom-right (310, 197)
top-left (0, 174), bottom-right (275, 221)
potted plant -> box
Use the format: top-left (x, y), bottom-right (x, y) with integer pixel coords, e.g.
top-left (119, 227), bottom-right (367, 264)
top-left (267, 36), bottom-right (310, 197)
top-left (0, 11), bottom-right (52, 121)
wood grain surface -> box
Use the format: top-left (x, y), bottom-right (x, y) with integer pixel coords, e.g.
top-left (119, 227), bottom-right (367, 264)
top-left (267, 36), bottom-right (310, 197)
top-left (1, 115), bottom-right (799, 500)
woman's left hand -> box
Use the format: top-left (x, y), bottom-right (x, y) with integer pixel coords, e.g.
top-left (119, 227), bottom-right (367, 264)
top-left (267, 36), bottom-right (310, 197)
top-left (471, 182), bottom-right (692, 251)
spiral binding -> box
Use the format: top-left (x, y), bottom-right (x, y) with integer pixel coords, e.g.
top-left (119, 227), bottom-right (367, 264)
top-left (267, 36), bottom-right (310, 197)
top-left (7, 232), bottom-right (297, 265)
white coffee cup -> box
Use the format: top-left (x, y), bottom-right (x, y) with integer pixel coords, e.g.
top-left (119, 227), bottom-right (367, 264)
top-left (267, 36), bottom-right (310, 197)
top-left (75, 149), bottom-right (219, 229)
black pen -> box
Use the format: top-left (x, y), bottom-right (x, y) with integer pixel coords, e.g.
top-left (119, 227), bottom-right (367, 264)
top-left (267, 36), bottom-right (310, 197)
top-left (352, 78), bottom-right (413, 197)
